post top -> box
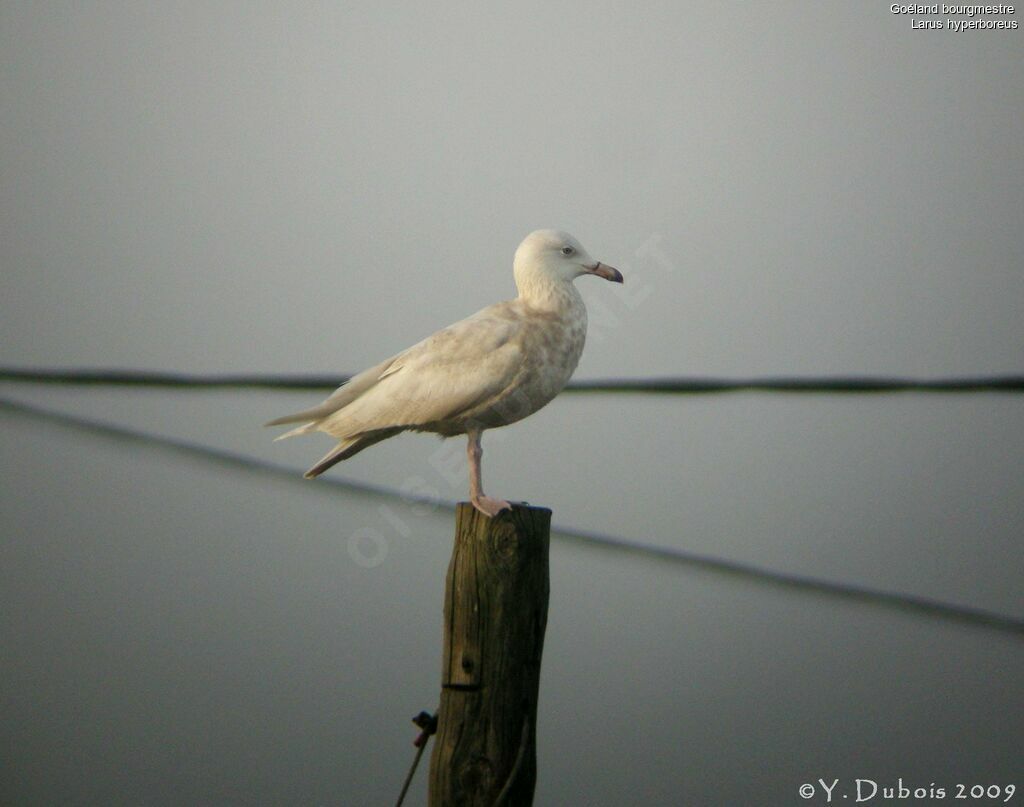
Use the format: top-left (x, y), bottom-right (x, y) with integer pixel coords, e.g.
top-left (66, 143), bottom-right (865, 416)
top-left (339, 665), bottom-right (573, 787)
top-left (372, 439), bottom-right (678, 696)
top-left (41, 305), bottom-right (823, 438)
top-left (455, 501), bottom-right (552, 518)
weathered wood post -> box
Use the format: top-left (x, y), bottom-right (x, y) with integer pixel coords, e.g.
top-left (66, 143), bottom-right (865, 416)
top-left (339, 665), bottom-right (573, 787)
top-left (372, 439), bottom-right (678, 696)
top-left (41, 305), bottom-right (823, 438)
top-left (428, 503), bottom-right (551, 807)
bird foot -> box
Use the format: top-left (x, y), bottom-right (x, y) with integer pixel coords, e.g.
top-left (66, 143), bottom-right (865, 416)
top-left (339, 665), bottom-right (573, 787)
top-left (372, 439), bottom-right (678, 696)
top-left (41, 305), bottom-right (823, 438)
top-left (471, 495), bottom-right (513, 518)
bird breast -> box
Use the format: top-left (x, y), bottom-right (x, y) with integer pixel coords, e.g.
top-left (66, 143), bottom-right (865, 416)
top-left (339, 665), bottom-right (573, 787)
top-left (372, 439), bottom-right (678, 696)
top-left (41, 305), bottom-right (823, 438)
top-left (447, 301), bottom-right (588, 434)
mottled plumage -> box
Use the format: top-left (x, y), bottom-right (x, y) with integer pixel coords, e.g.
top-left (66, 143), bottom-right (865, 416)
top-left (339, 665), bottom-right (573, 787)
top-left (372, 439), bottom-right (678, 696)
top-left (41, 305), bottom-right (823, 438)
top-left (266, 229), bottom-right (622, 516)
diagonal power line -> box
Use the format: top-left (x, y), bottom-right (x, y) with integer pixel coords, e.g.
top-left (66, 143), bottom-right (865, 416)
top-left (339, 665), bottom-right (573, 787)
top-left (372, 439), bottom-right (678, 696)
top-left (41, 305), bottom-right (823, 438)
top-left (2, 395), bottom-right (1022, 638)
top-left (2, 367), bottom-right (1024, 394)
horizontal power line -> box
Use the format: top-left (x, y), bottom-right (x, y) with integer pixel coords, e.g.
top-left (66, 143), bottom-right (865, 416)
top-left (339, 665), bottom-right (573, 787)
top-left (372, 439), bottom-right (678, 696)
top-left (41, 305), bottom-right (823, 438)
top-left (2, 394), bottom-right (1022, 638)
top-left (2, 367), bottom-right (1024, 394)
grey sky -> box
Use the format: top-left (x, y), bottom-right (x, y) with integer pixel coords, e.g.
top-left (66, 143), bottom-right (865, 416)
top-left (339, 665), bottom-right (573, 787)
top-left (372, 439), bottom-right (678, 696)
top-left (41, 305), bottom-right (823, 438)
top-left (2, 2), bottom-right (1021, 804)
top-left (3, 2), bottom-right (1021, 379)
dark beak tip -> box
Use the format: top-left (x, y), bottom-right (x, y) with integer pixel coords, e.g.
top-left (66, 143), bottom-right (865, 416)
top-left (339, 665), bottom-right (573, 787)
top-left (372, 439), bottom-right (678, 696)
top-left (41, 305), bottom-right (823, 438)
top-left (591, 262), bottom-right (623, 283)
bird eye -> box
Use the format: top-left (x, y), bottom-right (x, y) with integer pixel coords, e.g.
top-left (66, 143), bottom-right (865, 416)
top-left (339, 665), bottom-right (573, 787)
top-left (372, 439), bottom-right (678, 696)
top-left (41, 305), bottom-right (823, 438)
top-left (561, 246), bottom-right (575, 256)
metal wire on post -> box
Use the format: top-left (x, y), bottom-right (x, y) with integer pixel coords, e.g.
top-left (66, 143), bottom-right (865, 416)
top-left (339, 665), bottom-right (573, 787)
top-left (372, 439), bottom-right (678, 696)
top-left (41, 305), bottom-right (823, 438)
top-left (395, 711), bottom-right (437, 807)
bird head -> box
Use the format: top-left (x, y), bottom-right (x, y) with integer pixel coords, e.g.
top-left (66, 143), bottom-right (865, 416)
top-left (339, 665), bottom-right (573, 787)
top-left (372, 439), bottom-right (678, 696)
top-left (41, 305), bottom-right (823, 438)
top-left (513, 230), bottom-right (623, 295)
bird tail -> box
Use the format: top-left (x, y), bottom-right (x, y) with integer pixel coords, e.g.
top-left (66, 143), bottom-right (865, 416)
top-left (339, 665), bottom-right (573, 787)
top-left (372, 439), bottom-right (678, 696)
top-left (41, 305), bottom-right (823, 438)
top-left (303, 427), bottom-right (404, 479)
top-left (266, 399), bottom-right (360, 442)
top-left (264, 402), bottom-right (341, 429)
top-left (272, 421), bottom-right (319, 442)
top-left (264, 355), bottom-right (400, 430)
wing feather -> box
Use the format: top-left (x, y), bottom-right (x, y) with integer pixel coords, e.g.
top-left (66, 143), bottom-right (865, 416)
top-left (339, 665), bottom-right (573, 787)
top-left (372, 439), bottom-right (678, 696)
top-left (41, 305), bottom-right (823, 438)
top-left (266, 301), bottom-right (526, 441)
top-left (263, 354), bottom-right (399, 428)
top-left (317, 306), bottom-right (524, 436)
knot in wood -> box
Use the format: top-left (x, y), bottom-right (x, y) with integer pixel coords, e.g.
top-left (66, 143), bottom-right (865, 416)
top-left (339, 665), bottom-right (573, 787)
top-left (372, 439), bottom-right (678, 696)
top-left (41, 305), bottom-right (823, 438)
top-left (457, 753), bottom-right (496, 799)
top-left (488, 521), bottom-right (521, 567)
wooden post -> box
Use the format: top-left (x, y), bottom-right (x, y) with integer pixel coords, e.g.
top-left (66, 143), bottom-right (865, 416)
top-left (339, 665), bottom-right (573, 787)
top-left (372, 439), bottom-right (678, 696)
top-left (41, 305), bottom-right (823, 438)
top-left (428, 503), bottom-right (551, 807)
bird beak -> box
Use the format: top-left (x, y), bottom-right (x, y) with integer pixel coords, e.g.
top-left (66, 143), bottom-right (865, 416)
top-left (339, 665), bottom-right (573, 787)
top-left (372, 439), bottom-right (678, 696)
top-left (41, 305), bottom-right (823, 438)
top-left (586, 262), bottom-right (624, 283)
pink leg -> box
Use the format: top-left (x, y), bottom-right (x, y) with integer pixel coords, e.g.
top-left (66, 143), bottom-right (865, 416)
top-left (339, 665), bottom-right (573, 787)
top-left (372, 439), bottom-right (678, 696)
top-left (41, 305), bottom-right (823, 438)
top-left (467, 429), bottom-right (511, 517)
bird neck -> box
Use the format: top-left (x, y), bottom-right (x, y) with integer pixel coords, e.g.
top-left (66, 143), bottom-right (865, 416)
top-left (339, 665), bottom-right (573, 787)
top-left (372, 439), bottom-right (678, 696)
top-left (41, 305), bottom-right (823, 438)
top-left (515, 277), bottom-right (584, 314)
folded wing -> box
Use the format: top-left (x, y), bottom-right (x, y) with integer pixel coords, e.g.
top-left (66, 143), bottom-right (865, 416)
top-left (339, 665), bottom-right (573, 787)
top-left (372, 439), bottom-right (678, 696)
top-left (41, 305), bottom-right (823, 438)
top-left (265, 304), bottom-right (525, 453)
top-left (320, 308), bottom-right (523, 436)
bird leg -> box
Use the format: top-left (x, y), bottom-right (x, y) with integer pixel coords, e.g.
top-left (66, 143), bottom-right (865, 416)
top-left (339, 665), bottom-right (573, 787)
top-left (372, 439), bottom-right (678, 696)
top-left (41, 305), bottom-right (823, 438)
top-left (467, 429), bottom-right (511, 517)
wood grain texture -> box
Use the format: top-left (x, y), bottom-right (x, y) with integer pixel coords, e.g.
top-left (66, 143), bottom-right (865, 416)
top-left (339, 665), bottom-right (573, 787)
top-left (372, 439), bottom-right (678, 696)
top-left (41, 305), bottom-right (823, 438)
top-left (428, 503), bottom-right (551, 807)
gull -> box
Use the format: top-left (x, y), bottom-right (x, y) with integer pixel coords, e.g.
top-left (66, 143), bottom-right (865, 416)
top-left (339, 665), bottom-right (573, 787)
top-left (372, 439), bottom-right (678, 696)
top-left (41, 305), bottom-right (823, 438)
top-left (266, 229), bottom-right (623, 517)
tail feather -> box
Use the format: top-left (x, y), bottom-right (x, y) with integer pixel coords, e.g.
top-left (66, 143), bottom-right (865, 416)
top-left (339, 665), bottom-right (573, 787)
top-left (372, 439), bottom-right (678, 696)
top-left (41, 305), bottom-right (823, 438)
top-left (265, 414), bottom-right (302, 427)
top-left (303, 427), bottom-right (404, 479)
top-left (264, 402), bottom-right (337, 428)
top-left (264, 355), bottom-right (399, 429)
top-left (272, 422), bottom-right (318, 442)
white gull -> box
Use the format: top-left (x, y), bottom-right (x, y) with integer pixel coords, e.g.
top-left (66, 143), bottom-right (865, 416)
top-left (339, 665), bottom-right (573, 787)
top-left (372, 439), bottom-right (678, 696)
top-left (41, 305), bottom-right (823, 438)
top-left (266, 229), bottom-right (623, 517)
